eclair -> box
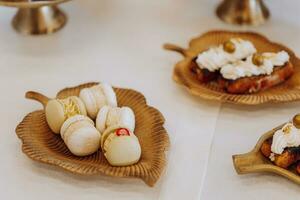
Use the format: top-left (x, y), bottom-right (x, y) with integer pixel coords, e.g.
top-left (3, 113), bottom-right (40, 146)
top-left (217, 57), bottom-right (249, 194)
top-left (101, 126), bottom-right (141, 166)
top-left (45, 96), bottom-right (87, 134)
top-left (79, 83), bottom-right (117, 119)
top-left (60, 115), bottom-right (101, 156)
top-left (96, 105), bottom-right (135, 134)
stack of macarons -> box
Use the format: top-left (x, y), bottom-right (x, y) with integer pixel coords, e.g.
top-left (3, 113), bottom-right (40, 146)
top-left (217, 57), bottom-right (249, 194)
top-left (44, 83), bottom-right (141, 166)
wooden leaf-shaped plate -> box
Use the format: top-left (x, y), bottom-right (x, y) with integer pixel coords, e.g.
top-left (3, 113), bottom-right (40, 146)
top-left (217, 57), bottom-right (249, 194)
top-left (164, 30), bottom-right (300, 105)
top-left (16, 82), bottom-right (170, 187)
top-left (232, 123), bottom-right (300, 184)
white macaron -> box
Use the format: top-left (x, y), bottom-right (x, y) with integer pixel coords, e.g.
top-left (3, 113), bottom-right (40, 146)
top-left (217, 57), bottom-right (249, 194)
top-left (79, 83), bottom-right (117, 119)
top-left (60, 115), bottom-right (101, 156)
top-left (101, 126), bottom-right (141, 166)
top-left (96, 106), bottom-right (135, 134)
top-left (45, 96), bottom-right (87, 134)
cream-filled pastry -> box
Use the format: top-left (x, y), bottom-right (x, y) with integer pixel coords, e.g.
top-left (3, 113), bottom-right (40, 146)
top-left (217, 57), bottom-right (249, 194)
top-left (79, 83), bottom-right (117, 119)
top-left (101, 126), bottom-right (141, 166)
top-left (260, 115), bottom-right (300, 170)
top-left (96, 106), bottom-right (135, 134)
top-left (196, 38), bottom-right (256, 72)
top-left (271, 123), bottom-right (300, 155)
top-left (45, 96), bottom-right (87, 134)
top-left (60, 115), bottom-right (101, 156)
top-left (218, 51), bottom-right (293, 94)
top-left (220, 51), bottom-right (290, 80)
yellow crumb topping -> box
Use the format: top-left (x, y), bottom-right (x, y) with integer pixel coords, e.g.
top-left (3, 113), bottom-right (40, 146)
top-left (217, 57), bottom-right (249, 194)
top-left (61, 98), bottom-right (81, 120)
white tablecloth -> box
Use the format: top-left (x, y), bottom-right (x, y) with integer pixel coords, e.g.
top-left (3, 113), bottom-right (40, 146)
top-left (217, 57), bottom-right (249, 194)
top-left (1, 0), bottom-right (300, 199)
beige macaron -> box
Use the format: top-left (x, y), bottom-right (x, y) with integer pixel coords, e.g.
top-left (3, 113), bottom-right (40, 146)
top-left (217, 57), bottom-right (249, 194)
top-left (60, 115), bottom-right (101, 157)
top-left (101, 125), bottom-right (141, 166)
top-left (45, 96), bottom-right (87, 134)
top-left (96, 105), bottom-right (135, 135)
top-left (79, 83), bottom-right (117, 119)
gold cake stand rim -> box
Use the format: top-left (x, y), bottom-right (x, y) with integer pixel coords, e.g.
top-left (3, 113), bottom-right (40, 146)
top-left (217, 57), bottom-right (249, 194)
top-left (0, 0), bottom-right (71, 8)
top-left (0, 0), bottom-right (73, 35)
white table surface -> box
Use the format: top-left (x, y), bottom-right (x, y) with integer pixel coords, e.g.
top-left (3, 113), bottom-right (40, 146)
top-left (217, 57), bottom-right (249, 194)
top-left (0, 0), bottom-right (300, 199)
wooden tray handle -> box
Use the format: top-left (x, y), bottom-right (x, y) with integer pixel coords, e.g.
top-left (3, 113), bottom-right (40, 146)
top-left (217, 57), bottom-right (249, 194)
top-left (163, 43), bottom-right (188, 57)
top-left (26, 91), bottom-right (50, 108)
top-left (232, 151), bottom-right (263, 174)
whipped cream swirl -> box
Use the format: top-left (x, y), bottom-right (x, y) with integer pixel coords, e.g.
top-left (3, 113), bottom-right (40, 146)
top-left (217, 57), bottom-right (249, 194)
top-left (220, 51), bottom-right (290, 80)
top-left (271, 123), bottom-right (300, 155)
top-left (196, 38), bottom-right (256, 72)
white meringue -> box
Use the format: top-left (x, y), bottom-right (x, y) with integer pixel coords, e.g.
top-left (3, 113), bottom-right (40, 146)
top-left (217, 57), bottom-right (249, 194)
top-left (271, 123), bottom-right (300, 155)
top-left (220, 51), bottom-right (290, 80)
top-left (196, 38), bottom-right (256, 72)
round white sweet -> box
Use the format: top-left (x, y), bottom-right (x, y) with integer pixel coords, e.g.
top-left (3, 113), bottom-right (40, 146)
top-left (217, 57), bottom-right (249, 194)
top-left (100, 83), bottom-right (117, 107)
top-left (60, 115), bottom-right (94, 139)
top-left (95, 106), bottom-right (110, 134)
top-left (79, 88), bottom-right (99, 119)
top-left (103, 129), bottom-right (141, 166)
top-left (45, 99), bottom-right (66, 134)
top-left (106, 107), bottom-right (135, 132)
top-left (66, 126), bottom-right (101, 156)
top-left (91, 85), bottom-right (107, 111)
top-left (60, 114), bottom-right (100, 157)
top-left (96, 106), bottom-right (135, 135)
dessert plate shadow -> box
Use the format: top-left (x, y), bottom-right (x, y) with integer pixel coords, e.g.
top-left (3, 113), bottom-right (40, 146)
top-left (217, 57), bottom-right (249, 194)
top-left (164, 30), bottom-right (300, 105)
top-left (233, 124), bottom-right (300, 185)
top-left (16, 82), bottom-right (170, 187)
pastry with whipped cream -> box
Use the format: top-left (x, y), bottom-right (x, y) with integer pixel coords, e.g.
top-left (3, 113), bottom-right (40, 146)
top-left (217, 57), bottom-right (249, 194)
top-left (96, 105), bottom-right (135, 135)
top-left (218, 51), bottom-right (293, 94)
top-left (261, 115), bottom-right (300, 170)
top-left (79, 83), bottom-right (117, 119)
top-left (191, 38), bottom-right (256, 82)
top-left (101, 126), bottom-right (141, 166)
top-left (45, 96), bottom-right (87, 134)
top-left (60, 115), bottom-right (101, 156)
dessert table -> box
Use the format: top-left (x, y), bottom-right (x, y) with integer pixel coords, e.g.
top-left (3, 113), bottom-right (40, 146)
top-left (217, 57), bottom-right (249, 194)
top-left (0, 0), bottom-right (300, 199)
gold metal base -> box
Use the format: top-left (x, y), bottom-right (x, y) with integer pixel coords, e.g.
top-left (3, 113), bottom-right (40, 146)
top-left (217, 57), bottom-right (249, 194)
top-left (12, 6), bottom-right (67, 35)
top-left (216, 0), bottom-right (270, 26)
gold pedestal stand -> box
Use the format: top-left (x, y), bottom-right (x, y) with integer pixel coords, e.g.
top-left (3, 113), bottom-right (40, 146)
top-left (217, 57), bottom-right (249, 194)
top-left (216, 0), bottom-right (270, 26)
top-left (0, 0), bottom-right (71, 35)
